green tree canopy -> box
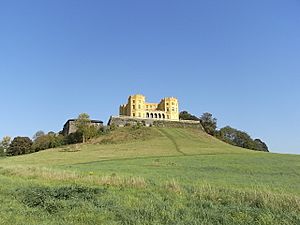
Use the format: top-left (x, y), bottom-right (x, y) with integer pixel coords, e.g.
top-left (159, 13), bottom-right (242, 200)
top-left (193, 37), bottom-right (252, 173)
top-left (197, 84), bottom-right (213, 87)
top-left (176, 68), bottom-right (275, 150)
top-left (0, 136), bottom-right (11, 155)
top-left (7, 137), bottom-right (33, 156)
top-left (179, 111), bottom-right (200, 121)
top-left (32, 133), bottom-right (64, 152)
top-left (33, 130), bottom-right (45, 141)
top-left (200, 112), bottom-right (217, 136)
top-left (254, 139), bottom-right (269, 152)
top-left (218, 126), bottom-right (268, 152)
top-left (75, 113), bottom-right (98, 143)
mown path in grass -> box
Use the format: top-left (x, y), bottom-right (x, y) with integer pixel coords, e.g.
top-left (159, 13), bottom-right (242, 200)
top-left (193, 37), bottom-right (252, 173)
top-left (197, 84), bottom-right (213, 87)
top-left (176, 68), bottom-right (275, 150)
top-left (156, 128), bottom-right (186, 155)
top-left (0, 127), bottom-right (300, 224)
top-left (1, 127), bottom-right (299, 195)
top-left (0, 128), bottom-right (246, 168)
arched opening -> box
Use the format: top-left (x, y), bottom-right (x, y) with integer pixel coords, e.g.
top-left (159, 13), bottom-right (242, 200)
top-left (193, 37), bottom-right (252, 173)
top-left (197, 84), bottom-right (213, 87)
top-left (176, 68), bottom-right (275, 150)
top-left (146, 113), bottom-right (149, 118)
top-left (162, 114), bottom-right (165, 119)
top-left (150, 113), bottom-right (154, 118)
top-left (158, 114), bottom-right (161, 119)
top-left (154, 113), bottom-right (158, 118)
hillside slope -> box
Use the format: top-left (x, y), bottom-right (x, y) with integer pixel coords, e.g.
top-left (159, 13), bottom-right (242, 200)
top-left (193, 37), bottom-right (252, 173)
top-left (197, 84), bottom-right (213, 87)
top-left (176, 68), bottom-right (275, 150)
top-left (0, 127), bottom-right (299, 225)
top-left (0, 127), bottom-right (249, 167)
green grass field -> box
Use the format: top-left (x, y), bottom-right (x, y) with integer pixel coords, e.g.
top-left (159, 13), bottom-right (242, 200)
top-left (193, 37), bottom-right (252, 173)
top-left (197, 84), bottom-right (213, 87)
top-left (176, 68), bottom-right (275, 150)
top-left (0, 127), bottom-right (299, 225)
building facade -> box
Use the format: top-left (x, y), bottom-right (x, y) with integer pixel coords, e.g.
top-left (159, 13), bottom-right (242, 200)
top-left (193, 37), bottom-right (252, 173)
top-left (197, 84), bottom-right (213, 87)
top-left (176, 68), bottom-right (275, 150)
top-left (119, 94), bottom-right (179, 120)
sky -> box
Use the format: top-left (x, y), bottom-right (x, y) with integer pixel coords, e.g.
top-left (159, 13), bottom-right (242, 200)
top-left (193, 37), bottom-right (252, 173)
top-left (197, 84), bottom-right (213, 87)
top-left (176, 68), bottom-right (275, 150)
top-left (0, 0), bottom-right (299, 154)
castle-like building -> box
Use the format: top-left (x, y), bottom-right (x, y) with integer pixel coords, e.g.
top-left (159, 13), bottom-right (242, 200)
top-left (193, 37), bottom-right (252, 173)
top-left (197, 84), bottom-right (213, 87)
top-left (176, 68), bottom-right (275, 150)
top-left (119, 94), bottom-right (179, 121)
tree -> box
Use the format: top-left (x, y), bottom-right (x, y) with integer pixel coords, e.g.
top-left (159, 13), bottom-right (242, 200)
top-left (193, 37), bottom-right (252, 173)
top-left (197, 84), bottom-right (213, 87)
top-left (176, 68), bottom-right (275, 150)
top-left (33, 130), bottom-right (45, 141)
top-left (200, 112), bottom-right (217, 136)
top-left (0, 136), bottom-right (11, 155)
top-left (32, 133), bottom-right (64, 152)
top-left (218, 126), bottom-right (269, 152)
top-left (64, 131), bottom-right (83, 144)
top-left (75, 113), bottom-right (93, 143)
top-left (254, 139), bottom-right (269, 152)
top-left (33, 130), bottom-right (45, 140)
top-left (7, 137), bottom-right (33, 156)
top-left (48, 131), bottom-right (56, 136)
top-left (179, 111), bottom-right (200, 121)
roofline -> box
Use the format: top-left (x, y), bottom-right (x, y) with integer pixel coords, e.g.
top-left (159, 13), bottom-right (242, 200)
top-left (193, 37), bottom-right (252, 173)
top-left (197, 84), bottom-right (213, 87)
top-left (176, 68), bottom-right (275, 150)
top-left (65, 119), bottom-right (103, 124)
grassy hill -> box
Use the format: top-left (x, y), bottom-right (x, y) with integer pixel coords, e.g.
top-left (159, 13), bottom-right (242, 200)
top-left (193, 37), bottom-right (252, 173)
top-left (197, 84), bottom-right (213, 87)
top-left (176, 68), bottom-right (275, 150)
top-left (0, 127), bottom-right (299, 225)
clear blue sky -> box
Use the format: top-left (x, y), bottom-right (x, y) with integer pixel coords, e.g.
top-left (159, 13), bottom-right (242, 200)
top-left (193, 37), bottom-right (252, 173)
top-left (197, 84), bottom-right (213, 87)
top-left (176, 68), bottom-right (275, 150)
top-left (1, 0), bottom-right (299, 154)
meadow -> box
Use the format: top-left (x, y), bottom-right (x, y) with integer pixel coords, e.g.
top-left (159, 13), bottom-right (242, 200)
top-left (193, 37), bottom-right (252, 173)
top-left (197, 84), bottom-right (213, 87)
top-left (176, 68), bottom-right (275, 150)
top-left (0, 127), bottom-right (299, 224)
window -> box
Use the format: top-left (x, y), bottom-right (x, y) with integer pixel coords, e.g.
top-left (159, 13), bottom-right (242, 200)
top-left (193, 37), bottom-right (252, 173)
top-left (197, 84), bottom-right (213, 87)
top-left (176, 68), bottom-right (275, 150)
top-left (146, 105), bottom-right (148, 108)
top-left (138, 105), bottom-right (141, 109)
top-left (172, 102), bottom-right (175, 105)
top-left (139, 113), bottom-right (141, 117)
top-left (172, 107), bottom-right (175, 111)
top-left (133, 100), bottom-right (135, 103)
top-left (166, 103), bottom-right (169, 106)
top-left (133, 105), bottom-right (135, 109)
top-left (167, 107), bottom-right (169, 111)
top-left (133, 113), bottom-right (135, 117)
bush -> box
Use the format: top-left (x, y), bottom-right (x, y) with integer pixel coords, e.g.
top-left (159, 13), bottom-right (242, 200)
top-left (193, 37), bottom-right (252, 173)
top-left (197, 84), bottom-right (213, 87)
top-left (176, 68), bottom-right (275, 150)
top-left (109, 124), bottom-right (117, 131)
top-left (84, 125), bottom-right (99, 141)
top-left (64, 132), bottom-right (83, 145)
top-left (32, 133), bottom-right (65, 152)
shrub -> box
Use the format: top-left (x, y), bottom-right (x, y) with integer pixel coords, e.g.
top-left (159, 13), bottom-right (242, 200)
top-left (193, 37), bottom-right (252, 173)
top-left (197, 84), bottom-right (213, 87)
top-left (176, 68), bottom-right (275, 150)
top-left (64, 131), bottom-right (83, 145)
top-left (32, 133), bottom-right (65, 152)
top-left (109, 124), bottom-right (117, 131)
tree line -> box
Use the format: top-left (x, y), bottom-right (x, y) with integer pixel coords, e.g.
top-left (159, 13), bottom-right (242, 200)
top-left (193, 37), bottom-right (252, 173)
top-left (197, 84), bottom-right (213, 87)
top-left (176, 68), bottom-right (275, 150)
top-left (179, 111), bottom-right (269, 152)
top-left (0, 113), bottom-right (106, 157)
top-left (0, 111), bottom-right (269, 157)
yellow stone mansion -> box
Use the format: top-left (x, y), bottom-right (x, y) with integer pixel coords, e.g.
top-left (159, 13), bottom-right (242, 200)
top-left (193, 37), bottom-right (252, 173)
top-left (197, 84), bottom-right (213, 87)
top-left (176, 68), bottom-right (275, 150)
top-left (119, 94), bottom-right (179, 120)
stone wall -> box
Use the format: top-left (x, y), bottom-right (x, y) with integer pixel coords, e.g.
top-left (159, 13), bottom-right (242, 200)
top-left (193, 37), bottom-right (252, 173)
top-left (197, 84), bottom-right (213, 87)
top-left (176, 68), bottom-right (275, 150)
top-left (108, 116), bottom-right (204, 130)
